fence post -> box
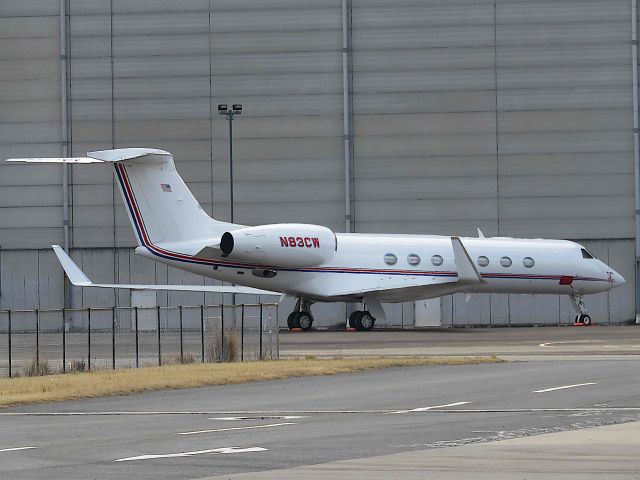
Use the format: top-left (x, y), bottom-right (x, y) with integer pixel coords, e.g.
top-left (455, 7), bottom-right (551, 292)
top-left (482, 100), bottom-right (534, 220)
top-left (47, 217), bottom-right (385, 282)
top-left (259, 303), bottom-right (263, 361)
top-left (8, 310), bottom-right (12, 378)
top-left (62, 308), bottom-right (66, 373)
top-left (275, 304), bottom-right (279, 359)
top-left (87, 308), bottom-right (91, 371)
top-left (157, 305), bottom-right (161, 366)
top-left (112, 306), bottom-right (116, 370)
top-left (179, 305), bottom-right (183, 364)
top-left (240, 304), bottom-right (245, 362)
top-left (220, 304), bottom-right (224, 362)
top-left (134, 307), bottom-right (139, 368)
top-left (200, 305), bottom-right (205, 363)
top-left (35, 308), bottom-right (40, 367)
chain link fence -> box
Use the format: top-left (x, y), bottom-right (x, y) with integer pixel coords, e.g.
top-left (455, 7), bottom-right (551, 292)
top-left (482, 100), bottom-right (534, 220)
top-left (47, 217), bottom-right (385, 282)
top-left (0, 304), bottom-right (279, 378)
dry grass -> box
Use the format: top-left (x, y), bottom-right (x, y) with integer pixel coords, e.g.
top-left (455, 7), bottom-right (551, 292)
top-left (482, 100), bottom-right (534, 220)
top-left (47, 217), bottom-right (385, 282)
top-left (0, 356), bottom-right (502, 409)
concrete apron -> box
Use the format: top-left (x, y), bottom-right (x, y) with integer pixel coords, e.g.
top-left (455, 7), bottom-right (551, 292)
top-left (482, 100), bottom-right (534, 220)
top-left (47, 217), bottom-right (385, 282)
top-left (200, 420), bottom-right (640, 480)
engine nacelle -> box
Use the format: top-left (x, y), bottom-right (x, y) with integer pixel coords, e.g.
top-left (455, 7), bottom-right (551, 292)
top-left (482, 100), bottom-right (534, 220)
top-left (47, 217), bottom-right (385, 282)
top-left (220, 223), bottom-right (337, 268)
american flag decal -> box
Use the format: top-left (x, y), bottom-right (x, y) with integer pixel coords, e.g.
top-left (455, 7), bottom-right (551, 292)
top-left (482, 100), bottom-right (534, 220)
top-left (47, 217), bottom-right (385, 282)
top-left (161, 183), bottom-right (172, 192)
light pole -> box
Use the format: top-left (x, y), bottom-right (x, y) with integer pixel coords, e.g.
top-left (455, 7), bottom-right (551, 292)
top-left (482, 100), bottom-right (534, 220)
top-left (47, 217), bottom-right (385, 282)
top-left (218, 104), bottom-right (242, 223)
top-left (218, 104), bottom-right (242, 311)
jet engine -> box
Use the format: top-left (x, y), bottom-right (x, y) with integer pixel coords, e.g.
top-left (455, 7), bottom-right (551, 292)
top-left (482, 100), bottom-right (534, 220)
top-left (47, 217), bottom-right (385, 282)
top-left (219, 223), bottom-right (337, 268)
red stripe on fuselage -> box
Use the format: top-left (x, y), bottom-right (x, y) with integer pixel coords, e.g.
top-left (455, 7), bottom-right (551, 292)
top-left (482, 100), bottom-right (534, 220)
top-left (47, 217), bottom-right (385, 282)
top-left (115, 165), bottom-right (606, 282)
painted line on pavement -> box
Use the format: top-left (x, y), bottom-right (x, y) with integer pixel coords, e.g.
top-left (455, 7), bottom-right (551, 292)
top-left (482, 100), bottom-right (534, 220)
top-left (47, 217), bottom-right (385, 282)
top-left (115, 446), bottom-right (267, 462)
top-left (539, 340), bottom-right (599, 348)
top-left (0, 446), bottom-right (37, 453)
top-left (208, 416), bottom-right (306, 421)
top-left (389, 401), bottom-right (471, 415)
top-left (176, 422), bottom-right (296, 436)
top-left (532, 382), bottom-right (597, 393)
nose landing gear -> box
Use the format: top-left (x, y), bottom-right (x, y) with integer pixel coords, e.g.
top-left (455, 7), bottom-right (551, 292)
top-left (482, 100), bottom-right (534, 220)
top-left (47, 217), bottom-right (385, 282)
top-left (570, 293), bottom-right (592, 326)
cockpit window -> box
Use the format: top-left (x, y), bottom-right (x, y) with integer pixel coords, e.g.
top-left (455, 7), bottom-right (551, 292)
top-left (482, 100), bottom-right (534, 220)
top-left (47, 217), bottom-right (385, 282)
top-left (581, 248), bottom-right (594, 259)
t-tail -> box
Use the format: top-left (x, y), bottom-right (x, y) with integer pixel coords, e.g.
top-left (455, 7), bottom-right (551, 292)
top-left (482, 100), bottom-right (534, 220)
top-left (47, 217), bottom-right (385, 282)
top-left (8, 148), bottom-right (235, 248)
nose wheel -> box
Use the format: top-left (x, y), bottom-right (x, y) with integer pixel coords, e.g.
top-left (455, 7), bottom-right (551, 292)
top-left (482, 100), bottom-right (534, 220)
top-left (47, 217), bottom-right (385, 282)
top-left (574, 314), bottom-right (591, 326)
top-left (570, 294), bottom-right (592, 326)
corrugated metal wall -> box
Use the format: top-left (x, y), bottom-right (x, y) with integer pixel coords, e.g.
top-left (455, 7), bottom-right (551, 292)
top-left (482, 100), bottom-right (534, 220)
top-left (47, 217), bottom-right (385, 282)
top-left (0, 1), bottom-right (64, 248)
top-left (0, 0), bottom-right (636, 325)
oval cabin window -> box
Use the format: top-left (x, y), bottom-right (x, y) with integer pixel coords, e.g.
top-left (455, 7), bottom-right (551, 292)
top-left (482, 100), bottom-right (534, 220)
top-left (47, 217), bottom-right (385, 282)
top-left (523, 257), bottom-right (535, 268)
top-left (407, 254), bottom-right (420, 266)
top-left (477, 256), bottom-right (489, 267)
top-left (500, 256), bottom-right (512, 267)
top-left (384, 253), bottom-right (397, 265)
top-left (431, 254), bottom-right (444, 266)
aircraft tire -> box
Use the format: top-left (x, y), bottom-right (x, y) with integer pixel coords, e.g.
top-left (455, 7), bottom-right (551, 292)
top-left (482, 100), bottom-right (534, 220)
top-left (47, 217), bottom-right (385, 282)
top-left (287, 312), bottom-right (300, 330)
top-left (580, 314), bottom-right (591, 326)
top-left (348, 311), bottom-right (362, 329)
top-left (297, 312), bottom-right (314, 331)
top-left (354, 311), bottom-right (375, 331)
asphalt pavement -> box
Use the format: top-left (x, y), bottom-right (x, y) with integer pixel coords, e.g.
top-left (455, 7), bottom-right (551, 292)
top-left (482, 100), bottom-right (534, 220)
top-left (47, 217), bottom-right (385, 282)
top-left (280, 325), bottom-right (640, 359)
top-left (0, 327), bottom-right (638, 479)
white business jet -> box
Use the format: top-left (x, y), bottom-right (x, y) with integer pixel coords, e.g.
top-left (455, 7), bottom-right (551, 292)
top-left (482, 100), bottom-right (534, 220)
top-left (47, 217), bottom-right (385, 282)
top-left (8, 148), bottom-right (624, 330)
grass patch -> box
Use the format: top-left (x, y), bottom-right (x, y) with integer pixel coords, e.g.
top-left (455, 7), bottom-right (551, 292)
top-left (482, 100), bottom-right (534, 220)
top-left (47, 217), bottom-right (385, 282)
top-left (0, 356), bottom-right (502, 409)
top-left (23, 357), bottom-right (52, 377)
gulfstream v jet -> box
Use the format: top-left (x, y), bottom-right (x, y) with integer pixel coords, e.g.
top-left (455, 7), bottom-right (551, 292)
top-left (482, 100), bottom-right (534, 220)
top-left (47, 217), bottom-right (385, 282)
top-left (8, 148), bottom-right (625, 330)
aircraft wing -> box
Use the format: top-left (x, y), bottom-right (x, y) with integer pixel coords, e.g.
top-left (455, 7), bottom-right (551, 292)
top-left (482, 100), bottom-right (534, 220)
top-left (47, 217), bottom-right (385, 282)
top-left (52, 245), bottom-right (279, 296)
top-left (330, 278), bottom-right (473, 303)
top-left (324, 237), bottom-right (485, 302)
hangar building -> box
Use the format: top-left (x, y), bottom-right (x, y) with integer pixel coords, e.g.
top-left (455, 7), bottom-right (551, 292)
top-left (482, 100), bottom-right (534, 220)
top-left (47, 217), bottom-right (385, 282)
top-left (0, 0), bottom-right (637, 327)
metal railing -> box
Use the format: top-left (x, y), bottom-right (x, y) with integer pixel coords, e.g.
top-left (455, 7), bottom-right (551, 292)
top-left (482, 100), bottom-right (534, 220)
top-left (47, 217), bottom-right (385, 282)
top-left (0, 304), bottom-right (279, 378)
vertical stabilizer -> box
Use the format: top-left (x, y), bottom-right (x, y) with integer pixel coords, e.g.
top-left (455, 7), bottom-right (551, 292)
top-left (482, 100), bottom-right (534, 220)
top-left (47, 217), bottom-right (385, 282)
top-left (87, 148), bottom-right (232, 246)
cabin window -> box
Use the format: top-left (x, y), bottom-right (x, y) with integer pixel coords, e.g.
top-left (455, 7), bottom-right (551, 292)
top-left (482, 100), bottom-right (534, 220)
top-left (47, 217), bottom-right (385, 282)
top-left (523, 257), bottom-right (535, 268)
top-left (477, 256), bottom-right (489, 267)
top-left (407, 254), bottom-right (420, 266)
top-left (500, 256), bottom-right (512, 267)
top-left (384, 253), bottom-right (397, 265)
top-left (431, 254), bottom-right (444, 266)
top-left (581, 248), bottom-right (594, 259)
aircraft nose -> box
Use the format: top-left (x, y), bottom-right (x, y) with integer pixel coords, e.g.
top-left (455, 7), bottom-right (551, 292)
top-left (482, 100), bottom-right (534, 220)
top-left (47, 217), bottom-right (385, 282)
top-left (611, 270), bottom-right (625, 288)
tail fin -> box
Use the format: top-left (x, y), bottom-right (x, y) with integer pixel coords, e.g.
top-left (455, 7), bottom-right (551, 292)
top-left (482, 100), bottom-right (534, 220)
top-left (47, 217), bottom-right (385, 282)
top-left (103, 148), bottom-right (230, 245)
top-left (8, 148), bottom-right (234, 247)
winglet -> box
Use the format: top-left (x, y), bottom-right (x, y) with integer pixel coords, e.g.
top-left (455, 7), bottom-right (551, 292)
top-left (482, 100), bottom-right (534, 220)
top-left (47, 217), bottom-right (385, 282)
top-left (451, 237), bottom-right (484, 284)
top-left (477, 228), bottom-right (485, 238)
top-left (52, 245), bottom-right (92, 286)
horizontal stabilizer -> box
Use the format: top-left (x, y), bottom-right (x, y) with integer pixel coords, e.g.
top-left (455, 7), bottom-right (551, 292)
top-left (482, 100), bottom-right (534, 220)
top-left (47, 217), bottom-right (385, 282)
top-left (6, 157), bottom-right (99, 164)
top-left (6, 148), bottom-right (171, 165)
top-left (52, 245), bottom-right (278, 296)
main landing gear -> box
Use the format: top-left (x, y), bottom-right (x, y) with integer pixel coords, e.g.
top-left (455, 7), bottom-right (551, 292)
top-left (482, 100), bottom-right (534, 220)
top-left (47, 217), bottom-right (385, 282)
top-left (348, 310), bottom-right (376, 331)
top-left (287, 298), bottom-right (315, 331)
top-left (286, 299), bottom-right (377, 332)
top-left (570, 293), bottom-right (592, 326)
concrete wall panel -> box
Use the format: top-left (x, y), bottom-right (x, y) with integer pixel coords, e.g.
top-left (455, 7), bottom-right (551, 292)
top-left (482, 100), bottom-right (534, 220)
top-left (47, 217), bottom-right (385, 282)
top-left (0, 251), bottom-right (40, 310)
top-left (36, 249), bottom-right (64, 309)
top-left (488, 294), bottom-right (510, 326)
top-left (608, 240), bottom-right (636, 322)
top-left (452, 294), bottom-right (492, 326)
